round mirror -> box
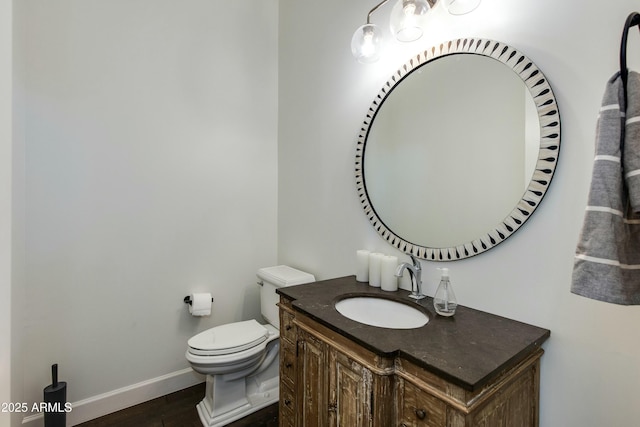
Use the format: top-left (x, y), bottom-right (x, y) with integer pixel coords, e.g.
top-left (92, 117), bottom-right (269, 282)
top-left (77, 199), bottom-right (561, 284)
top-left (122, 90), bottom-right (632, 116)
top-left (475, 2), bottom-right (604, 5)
top-left (355, 39), bottom-right (560, 260)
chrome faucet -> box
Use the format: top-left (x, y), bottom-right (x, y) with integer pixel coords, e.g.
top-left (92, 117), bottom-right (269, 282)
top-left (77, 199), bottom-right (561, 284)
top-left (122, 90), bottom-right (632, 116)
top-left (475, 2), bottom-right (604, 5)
top-left (395, 255), bottom-right (426, 300)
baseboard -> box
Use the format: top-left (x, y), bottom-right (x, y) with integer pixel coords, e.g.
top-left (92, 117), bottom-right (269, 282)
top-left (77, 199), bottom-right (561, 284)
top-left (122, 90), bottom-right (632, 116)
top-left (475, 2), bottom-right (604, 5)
top-left (22, 368), bottom-right (204, 426)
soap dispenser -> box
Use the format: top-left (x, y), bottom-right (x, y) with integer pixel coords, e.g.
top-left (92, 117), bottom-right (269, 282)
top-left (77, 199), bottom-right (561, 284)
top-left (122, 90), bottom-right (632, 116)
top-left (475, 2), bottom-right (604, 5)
top-left (433, 268), bottom-right (457, 317)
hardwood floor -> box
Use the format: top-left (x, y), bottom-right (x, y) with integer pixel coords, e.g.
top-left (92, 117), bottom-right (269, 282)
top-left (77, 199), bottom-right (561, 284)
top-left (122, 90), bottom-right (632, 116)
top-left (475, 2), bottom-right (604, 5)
top-left (76, 383), bottom-right (279, 427)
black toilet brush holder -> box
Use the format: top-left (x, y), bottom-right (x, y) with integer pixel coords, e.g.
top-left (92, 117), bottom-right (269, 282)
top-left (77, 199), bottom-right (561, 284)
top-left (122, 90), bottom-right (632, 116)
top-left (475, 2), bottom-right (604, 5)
top-left (43, 364), bottom-right (67, 427)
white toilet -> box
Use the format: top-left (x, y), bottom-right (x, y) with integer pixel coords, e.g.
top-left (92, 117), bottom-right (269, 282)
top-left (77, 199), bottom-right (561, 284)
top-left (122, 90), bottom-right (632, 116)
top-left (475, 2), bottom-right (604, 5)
top-left (185, 265), bottom-right (315, 427)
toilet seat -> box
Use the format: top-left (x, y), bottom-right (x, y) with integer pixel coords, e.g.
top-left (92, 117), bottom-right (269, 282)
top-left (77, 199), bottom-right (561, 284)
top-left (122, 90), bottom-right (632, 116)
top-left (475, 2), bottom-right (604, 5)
top-left (188, 320), bottom-right (269, 357)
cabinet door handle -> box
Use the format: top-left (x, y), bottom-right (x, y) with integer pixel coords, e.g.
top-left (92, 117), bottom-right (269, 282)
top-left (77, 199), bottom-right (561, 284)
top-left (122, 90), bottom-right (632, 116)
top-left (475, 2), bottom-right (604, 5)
top-left (285, 362), bottom-right (293, 368)
top-left (284, 399), bottom-right (292, 407)
top-left (285, 325), bottom-right (292, 331)
top-left (415, 408), bottom-right (427, 420)
top-left (328, 402), bottom-right (337, 412)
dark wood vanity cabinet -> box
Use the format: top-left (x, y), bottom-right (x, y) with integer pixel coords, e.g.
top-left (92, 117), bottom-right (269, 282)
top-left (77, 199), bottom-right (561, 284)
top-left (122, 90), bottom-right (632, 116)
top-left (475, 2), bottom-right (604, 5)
top-left (279, 295), bottom-right (543, 427)
top-left (279, 298), bottom-right (395, 427)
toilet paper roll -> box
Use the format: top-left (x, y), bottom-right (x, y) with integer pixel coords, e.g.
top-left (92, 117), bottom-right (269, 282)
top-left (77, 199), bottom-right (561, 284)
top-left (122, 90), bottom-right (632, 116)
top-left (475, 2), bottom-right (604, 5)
top-left (189, 293), bottom-right (212, 316)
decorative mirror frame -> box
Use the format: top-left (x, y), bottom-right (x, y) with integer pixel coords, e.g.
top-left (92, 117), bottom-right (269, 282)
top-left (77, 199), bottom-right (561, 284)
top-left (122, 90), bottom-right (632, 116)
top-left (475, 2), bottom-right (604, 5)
top-left (355, 38), bottom-right (561, 261)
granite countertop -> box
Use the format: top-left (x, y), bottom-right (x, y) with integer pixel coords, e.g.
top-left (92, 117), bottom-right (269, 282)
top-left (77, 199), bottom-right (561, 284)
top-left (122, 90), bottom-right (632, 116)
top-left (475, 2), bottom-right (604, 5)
top-left (277, 275), bottom-right (550, 391)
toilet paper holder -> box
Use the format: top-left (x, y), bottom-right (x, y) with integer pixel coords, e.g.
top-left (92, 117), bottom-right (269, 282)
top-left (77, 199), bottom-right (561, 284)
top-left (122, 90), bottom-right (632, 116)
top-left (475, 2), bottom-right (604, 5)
top-left (183, 295), bottom-right (214, 305)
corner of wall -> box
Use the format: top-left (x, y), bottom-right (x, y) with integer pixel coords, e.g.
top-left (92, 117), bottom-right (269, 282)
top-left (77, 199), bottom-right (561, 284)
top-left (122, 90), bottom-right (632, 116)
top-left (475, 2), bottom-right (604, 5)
top-left (0, 0), bottom-right (16, 425)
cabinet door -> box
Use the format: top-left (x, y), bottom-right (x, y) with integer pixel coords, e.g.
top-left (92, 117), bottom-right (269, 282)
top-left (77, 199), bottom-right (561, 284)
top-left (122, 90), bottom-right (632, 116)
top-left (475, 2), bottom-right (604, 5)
top-left (328, 348), bottom-right (373, 427)
top-left (298, 329), bottom-right (328, 427)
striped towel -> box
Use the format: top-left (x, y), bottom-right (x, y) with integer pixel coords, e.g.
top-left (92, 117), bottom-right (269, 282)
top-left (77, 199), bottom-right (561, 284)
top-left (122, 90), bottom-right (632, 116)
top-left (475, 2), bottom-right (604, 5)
top-left (571, 71), bottom-right (640, 305)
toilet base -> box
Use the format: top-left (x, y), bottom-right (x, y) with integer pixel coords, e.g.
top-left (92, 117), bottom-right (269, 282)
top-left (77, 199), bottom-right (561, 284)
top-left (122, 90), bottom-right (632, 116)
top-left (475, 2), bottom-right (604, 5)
top-left (195, 388), bottom-right (278, 427)
top-left (195, 364), bottom-right (280, 427)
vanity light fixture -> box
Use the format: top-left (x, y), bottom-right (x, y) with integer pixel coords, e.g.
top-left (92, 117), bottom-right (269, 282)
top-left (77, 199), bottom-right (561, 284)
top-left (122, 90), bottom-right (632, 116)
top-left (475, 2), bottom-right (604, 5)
top-left (389, 0), bottom-right (432, 43)
top-left (351, 0), bottom-right (481, 63)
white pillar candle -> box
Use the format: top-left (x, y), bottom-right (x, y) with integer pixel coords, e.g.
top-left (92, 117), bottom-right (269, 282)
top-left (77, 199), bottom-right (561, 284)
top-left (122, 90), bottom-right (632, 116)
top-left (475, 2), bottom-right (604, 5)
top-left (368, 252), bottom-right (383, 287)
top-left (381, 255), bottom-right (398, 292)
top-left (356, 249), bottom-right (370, 282)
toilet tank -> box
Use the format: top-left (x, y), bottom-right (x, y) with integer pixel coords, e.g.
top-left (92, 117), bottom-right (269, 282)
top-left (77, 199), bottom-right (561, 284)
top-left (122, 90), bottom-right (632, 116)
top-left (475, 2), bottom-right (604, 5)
top-left (257, 265), bottom-right (315, 329)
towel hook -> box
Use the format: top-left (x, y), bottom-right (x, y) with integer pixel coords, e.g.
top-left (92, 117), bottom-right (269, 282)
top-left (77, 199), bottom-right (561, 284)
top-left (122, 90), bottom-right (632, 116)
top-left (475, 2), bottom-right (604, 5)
top-left (620, 12), bottom-right (640, 104)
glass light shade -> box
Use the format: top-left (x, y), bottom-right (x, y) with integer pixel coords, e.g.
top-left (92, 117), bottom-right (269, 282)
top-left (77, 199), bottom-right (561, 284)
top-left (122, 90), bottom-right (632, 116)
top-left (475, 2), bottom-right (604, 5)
top-left (444, 0), bottom-right (481, 15)
top-left (351, 24), bottom-right (384, 64)
top-left (390, 0), bottom-right (431, 42)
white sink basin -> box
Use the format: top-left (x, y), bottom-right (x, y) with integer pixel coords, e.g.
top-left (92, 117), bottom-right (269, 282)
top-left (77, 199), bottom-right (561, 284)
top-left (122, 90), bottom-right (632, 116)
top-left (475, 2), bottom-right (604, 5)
top-left (334, 296), bottom-right (429, 329)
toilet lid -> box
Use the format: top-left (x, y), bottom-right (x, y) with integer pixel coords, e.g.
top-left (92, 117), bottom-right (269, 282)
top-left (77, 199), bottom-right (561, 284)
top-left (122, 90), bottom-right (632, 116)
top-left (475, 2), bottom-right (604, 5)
top-left (188, 320), bottom-right (269, 356)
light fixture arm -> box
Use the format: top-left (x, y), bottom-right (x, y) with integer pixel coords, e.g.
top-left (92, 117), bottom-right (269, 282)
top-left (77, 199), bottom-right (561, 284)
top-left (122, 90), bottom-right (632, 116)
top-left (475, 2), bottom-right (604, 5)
top-left (366, 0), bottom-right (392, 24)
top-left (366, 0), bottom-right (437, 24)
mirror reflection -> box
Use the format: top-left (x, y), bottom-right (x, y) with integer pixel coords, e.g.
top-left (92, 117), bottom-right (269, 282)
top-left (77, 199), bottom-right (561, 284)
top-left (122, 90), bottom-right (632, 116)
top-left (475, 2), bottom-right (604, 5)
top-left (355, 39), bottom-right (560, 260)
top-left (365, 54), bottom-right (540, 248)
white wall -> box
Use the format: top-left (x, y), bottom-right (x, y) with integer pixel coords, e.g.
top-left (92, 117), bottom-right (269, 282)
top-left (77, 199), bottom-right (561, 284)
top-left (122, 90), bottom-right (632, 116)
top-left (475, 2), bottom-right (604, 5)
top-left (278, 0), bottom-right (640, 426)
top-left (15, 0), bottom-right (278, 418)
top-left (11, 0), bottom-right (26, 425)
top-left (1, 0), bottom-right (14, 426)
